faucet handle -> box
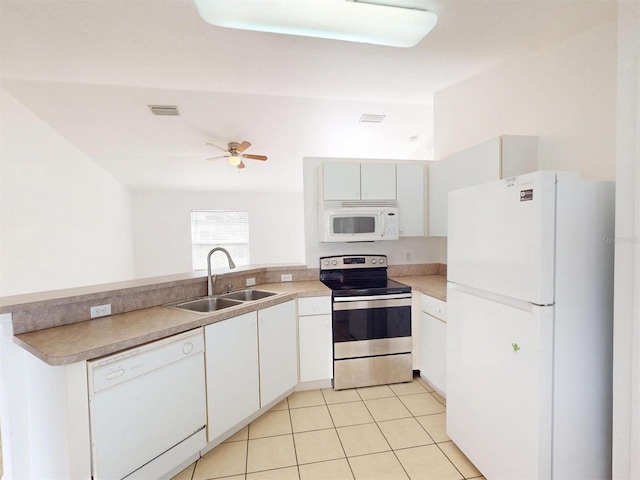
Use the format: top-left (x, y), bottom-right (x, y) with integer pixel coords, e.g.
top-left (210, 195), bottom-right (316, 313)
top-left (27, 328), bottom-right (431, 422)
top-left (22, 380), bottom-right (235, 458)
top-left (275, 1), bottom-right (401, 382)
top-left (226, 284), bottom-right (233, 293)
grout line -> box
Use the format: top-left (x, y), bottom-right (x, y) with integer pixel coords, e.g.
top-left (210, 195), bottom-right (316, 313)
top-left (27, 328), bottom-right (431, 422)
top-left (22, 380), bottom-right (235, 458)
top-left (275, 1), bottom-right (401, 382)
top-left (177, 380), bottom-right (479, 480)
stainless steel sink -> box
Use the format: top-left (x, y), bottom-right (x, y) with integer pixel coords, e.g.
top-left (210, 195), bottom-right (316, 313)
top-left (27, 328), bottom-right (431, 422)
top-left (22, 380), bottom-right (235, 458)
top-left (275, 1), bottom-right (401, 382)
top-left (220, 289), bottom-right (278, 302)
top-left (174, 297), bottom-right (242, 313)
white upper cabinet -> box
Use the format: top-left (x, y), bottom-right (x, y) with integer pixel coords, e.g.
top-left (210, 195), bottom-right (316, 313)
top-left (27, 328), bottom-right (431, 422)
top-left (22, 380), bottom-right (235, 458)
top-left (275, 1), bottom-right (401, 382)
top-left (323, 162), bottom-right (361, 200)
top-left (428, 135), bottom-right (538, 237)
top-left (396, 163), bottom-right (427, 237)
top-left (323, 162), bottom-right (396, 201)
top-left (361, 163), bottom-right (396, 200)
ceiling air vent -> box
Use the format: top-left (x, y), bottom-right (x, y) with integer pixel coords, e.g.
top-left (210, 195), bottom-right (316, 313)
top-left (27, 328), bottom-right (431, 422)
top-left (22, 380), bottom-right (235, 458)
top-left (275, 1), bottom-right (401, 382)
top-left (359, 114), bottom-right (386, 123)
top-left (149, 105), bottom-right (180, 116)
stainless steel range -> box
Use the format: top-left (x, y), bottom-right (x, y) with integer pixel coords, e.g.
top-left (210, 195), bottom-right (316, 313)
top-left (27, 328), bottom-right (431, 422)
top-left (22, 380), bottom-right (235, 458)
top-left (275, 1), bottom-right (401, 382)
top-left (320, 254), bottom-right (413, 390)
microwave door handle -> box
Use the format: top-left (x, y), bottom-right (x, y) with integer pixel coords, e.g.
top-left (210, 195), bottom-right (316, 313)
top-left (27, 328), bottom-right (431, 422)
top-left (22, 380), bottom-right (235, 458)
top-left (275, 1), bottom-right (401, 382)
top-left (380, 211), bottom-right (385, 238)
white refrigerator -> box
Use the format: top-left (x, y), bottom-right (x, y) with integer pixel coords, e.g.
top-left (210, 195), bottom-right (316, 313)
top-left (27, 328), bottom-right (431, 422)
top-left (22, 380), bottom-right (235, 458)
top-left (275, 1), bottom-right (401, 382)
top-left (446, 171), bottom-right (615, 480)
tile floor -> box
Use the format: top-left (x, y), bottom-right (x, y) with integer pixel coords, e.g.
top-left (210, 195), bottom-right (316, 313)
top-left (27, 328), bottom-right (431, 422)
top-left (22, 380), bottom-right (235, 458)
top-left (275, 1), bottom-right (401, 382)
top-left (172, 377), bottom-right (484, 480)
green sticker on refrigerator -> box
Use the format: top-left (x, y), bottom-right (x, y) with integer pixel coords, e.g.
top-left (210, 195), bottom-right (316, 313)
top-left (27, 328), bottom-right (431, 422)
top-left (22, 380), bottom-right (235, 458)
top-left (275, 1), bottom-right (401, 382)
top-left (512, 343), bottom-right (521, 353)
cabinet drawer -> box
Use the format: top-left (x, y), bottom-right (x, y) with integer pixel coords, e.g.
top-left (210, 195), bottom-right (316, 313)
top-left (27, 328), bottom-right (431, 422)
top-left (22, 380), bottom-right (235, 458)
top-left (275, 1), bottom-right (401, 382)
top-left (298, 296), bottom-right (331, 316)
top-left (420, 294), bottom-right (447, 321)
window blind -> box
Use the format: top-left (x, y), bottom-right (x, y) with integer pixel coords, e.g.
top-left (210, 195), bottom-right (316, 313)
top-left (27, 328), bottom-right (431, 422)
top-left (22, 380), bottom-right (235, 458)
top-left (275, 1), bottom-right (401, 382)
top-left (191, 210), bottom-right (250, 270)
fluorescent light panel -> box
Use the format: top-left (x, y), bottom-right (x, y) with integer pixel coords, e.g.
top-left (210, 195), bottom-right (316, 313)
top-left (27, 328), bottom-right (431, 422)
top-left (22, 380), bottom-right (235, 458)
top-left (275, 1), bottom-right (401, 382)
top-left (193, 0), bottom-right (437, 48)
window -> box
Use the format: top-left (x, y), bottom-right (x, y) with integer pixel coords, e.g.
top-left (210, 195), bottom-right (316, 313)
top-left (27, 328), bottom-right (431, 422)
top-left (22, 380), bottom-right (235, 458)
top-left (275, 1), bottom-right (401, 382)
top-left (191, 210), bottom-right (250, 270)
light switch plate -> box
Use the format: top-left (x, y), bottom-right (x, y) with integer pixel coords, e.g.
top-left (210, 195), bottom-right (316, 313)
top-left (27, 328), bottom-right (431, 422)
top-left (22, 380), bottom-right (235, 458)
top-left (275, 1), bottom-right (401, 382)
top-left (281, 274), bottom-right (293, 282)
top-left (246, 277), bottom-right (256, 286)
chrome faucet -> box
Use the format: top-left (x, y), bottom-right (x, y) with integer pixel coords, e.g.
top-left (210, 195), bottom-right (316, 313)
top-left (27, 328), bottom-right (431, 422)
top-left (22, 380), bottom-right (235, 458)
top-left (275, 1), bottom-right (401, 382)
top-left (207, 247), bottom-right (236, 296)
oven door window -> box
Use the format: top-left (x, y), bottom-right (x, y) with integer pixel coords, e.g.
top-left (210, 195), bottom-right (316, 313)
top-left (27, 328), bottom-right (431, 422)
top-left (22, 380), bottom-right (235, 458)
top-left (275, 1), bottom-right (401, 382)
top-left (333, 305), bottom-right (411, 343)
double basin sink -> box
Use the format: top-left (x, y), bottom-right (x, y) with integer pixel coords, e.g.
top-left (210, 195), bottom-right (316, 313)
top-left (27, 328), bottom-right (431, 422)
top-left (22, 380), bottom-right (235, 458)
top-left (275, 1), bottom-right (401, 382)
top-left (170, 289), bottom-right (278, 314)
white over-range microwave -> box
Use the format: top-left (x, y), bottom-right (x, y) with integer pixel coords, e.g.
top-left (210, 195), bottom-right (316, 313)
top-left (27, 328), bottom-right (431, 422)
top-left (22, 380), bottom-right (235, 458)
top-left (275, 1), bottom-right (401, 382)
top-left (320, 205), bottom-right (399, 242)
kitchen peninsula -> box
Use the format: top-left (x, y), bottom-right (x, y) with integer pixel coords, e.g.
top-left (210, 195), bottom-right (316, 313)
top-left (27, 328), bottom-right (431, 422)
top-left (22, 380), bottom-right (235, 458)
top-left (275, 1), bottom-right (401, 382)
top-left (0, 263), bottom-right (446, 479)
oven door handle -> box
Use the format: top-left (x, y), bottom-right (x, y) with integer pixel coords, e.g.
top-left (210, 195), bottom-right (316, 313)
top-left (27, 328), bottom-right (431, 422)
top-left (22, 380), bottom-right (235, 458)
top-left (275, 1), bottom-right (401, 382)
top-left (333, 297), bottom-right (412, 311)
top-left (333, 293), bottom-right (412, 302)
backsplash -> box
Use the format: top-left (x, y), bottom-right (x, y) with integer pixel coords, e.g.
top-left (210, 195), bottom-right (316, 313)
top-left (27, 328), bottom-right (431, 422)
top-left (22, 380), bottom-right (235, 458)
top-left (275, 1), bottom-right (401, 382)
top-left (2, 263), bottom-right (445, 334)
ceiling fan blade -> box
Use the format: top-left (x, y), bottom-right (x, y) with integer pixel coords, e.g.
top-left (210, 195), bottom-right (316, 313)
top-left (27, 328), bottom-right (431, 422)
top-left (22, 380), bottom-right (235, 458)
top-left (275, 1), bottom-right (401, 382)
top-left (242, 154), bottom-right (267, 161)
top-left (206, 155), bottom-right (229, 161)
top-left (236, 141), bottom-right (251, 153)
top-left (237, 161), bottom-right (246, 169)
top-left (206, 142), bottom-right (228, 152)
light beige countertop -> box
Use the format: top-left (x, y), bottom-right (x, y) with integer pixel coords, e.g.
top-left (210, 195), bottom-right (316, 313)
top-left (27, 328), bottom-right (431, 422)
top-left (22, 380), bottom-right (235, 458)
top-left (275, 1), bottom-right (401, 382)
top-left (15, 281), bottom-right (329, 366)
top-left (394, 274), bottom-right (447, 301)
top-left (12, 274), bottom-right (446, 367)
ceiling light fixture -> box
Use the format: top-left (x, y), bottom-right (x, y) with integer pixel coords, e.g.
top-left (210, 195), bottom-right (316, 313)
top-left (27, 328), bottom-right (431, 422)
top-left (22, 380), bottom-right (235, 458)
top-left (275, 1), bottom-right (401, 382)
top-left (193, 0), bottom-right (437, 48)
top-left (228, 154), bottom-right (242, 166)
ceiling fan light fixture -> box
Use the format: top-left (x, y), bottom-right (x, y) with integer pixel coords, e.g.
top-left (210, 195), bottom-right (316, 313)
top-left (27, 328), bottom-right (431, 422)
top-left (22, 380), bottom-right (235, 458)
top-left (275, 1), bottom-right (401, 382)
top-left (193, 0), bottom-right (437, 48)
top-left (229, 154), bottom-right (242, 166)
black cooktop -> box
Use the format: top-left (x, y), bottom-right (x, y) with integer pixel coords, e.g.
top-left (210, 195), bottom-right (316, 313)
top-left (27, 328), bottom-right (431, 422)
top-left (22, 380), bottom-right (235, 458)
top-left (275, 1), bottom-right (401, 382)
top-left (319, 255), bottom-right (411, 296)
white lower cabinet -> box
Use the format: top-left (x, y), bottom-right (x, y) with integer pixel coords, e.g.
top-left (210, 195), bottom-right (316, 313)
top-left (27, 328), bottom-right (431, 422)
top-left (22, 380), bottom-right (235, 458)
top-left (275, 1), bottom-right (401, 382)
top-left (298, 296), bottom-right (332, 383)
top-left (419, 294), bottom-right (447, 395)
top-left (205, 300), bottom-right (297, 441)
top-left (258, 300), bottom-right (298, 407)
top-left (205, 312), bottom-right (260, 442)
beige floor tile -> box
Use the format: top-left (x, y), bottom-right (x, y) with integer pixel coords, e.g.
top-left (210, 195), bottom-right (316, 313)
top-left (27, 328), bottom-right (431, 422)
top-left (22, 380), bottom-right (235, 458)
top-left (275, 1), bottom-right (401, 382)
top-left (348, 451), bottom-right (409, 480)
top-left (389, 380), bottom-right (429, 396)
top-left (288, 389), bottom-right (326, 409)
top-left (299, 458), bottom-right (354, 480)
top-left (193, 440), bottom-right (247, 479)
top-left (395, 445), bottom-right (463, 480)
top-left (327, 401), bottom-right (374, 427)
top-left (247, 466), bottom-right (300, 480)
top-left (356, 385), bottom-right (395, 400)
top-left (294, 428), bottom-right (345, 465)
top-left (290, 405), bottom-right (334, 432)
top-left (377, 417), bottom-right (434, 450)
top-left (439, 441), bottom-right (482, 479)
top-left (364, 397), bottom-right (412, 422)
top-left (336, 423), bottom-right (391, 457)
top-left (171, 462), bottom-right (195, 480)
top-left (416, 413), bottom-right (450, 443)
top-left (399, 393), bottom-right (446, 416)
top-left (271, 398), bottom-right (289, 411)
top-left (224, 425), bottom-right (249, 443)
top-left (247, 434), bottom-right (297, 473)
top-left (249, 409), bottom-right (293, 439)
top-left (322, 388), bottom-right (361, 404)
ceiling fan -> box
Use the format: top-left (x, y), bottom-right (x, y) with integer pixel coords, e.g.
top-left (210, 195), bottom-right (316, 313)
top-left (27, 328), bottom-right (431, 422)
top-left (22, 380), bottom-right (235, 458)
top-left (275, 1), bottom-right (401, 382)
top-left (206, 141), bottom-right (268, 169)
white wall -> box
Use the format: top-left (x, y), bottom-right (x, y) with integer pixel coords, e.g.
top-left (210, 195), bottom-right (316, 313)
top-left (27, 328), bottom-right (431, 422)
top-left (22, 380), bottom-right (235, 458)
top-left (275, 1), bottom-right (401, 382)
top-left (434, 20), bottom-right (617, 181)
top-left (0, 88), bottom-right (135, 296)
top-left (132, 191), bottom-right (305, 278)
top-left (612, 1), bottom-right (640, 478)
top-left (302, 157), bottom-right (447, 267)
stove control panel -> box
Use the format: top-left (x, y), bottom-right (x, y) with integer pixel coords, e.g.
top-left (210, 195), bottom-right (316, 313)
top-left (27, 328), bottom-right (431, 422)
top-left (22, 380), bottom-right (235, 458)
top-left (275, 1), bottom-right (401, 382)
top-left (320, 255), bottom-right (387, 270)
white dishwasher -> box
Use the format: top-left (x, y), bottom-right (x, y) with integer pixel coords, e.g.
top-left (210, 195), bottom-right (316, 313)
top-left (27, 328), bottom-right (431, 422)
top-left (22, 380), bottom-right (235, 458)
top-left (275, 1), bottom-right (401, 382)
top-left (87, 328), bottom-right (207, 480)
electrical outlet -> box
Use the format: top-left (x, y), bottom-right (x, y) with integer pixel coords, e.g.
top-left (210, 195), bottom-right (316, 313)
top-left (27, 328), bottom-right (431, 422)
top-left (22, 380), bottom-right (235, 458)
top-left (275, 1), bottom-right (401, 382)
top-left (281, 274), bottom-right (293, 282)
top-left (90, 303), bottom-right (111, 318)
top-left (246, 277), bottom-right (256, 286)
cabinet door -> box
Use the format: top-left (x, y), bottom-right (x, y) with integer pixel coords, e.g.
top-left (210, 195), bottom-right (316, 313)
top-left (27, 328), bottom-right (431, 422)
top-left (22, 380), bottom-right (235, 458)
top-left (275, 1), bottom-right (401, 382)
top-left (205, 312), bottom-right (259, 441)
top-left (323, 162), bottom-right (361, 200)
top-left (420, 311), bottom-right (447, 394)
top-left (428, 138), bottom-right (501, 236)
top-left (361, 163), bottom-right (396, 200)
top-left (397, 163), bottom-right (426, 236)
top-left (258, 300), bottom-right (298, 407)
top-left (299, 314), bottom-right (332, 383)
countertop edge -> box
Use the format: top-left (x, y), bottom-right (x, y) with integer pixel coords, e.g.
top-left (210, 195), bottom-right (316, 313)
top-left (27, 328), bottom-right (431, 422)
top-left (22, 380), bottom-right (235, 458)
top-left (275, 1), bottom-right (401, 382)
top-left (14, 275), bottom-right (446, 366)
